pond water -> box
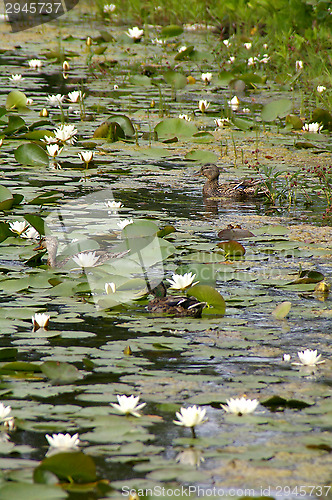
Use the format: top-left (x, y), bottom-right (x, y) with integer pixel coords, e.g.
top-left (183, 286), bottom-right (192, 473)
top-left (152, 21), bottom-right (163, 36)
top-left (0, 9), bottom-right (331, 500)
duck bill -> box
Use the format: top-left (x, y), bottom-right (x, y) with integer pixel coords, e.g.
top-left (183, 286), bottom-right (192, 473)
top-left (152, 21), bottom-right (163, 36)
top-left (34, 242), bottom-right (44, 251)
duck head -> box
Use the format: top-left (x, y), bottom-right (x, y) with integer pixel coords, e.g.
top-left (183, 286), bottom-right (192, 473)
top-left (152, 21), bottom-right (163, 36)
top-left (197, 164), bottom-right (220, 181)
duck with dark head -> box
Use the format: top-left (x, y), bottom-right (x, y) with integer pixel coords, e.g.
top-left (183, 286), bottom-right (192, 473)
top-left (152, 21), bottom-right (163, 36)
top-left (197, 164), bottom-right (266, 200)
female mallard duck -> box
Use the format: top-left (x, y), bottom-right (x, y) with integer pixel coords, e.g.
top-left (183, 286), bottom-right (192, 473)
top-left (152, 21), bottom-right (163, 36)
top-left (198, 164), bottom-right (265, 199)
top-left (147, 282), bottom-right (206, 318)
top-left (35, 236), bottom-right (128, 268)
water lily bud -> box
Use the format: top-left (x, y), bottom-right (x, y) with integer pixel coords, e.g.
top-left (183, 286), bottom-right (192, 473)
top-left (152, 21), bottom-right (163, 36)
top-left (187, 75), bottom-right (196, 84)
top-left (62, 60), bottom-right (70, 71)
top-left (86, 36), bottom-right (92, 46)
top-left (39, 108), bottom-right (49, 117)
top-left (123, 345), bottom-right (132, 356)
top-left (150, 100), bottom-right (155, 108)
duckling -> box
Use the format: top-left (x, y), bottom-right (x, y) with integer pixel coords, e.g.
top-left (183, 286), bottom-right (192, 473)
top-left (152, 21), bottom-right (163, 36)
top-left (198, 164), bottom-right (265, 199)
top-left (147, 282), bottom-right (206, 318)
top-left (35, 236), bottom-right (128, 268)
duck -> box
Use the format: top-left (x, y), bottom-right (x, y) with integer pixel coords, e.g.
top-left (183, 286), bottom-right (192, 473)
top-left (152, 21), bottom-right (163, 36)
top-left (147, 282), bottom-right (206, 318)
top-left (197, 164), bottom-right (265, 199)
top-left (35, 236), bottom-right (128, 268)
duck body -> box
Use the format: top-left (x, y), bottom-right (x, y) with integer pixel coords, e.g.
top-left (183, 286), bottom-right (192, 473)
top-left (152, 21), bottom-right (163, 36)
top-left (198, 164), bottom-right (265, 199)
top-left (147, 282), bottom-right (205, 318)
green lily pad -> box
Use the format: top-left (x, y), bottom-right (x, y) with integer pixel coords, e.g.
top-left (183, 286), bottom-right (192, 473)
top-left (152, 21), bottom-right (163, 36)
top-left (188, 284), bottom-right (225, 315)
top-left (261, 99), bottom-right (293, 122)
top-left (217, 240), bottom-right (246, 258)
top-left (155, 118), bottom-right (197, 140)
top-left (41, 361), bottom-right (83, 382)
top-left (35, 452), bottom-right (96, 483)
top-left (160, 25), bottom-right (183, 38)
top-left (15, 143), bottom-right (49, 167)
top-left (0, 185), bottom-right (14, 211)
top-left (5, 90), bottom-right (27, 110)
top-left (272, 301), bottom-right (291, 319)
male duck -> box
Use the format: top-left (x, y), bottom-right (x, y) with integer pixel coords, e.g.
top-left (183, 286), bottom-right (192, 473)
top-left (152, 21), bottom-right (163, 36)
top-left (197, 164), bottom-right (265, 199)
top-left (147, 282), bottom-right (206, 318)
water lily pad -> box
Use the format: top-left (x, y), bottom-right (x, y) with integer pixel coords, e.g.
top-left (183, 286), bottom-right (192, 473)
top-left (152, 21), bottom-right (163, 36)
top-left (217, 240), bottom-right (246, 258)
top-left (188, 284), bottom-right (225, 315)
top-left (160, 25), bottom-right (183, 38)
top-left (41, 361), bottom-right (83, 382)
top-left (0, 483), bottom-right (67, 500)
top-left (261, 99), bottom-right (292, 122)
top-left (35, 452), bottom-right (96, 483)
top-left (15, 143), bottom-right (49, 167)
top-left (272, 301), bottom-right (291, 319)
top-left (154, 118), bottom-right (197, 140)
top-left (5, 90), bottom-right (27, 110)
top-left (0, 186), bottom-right (14, 211)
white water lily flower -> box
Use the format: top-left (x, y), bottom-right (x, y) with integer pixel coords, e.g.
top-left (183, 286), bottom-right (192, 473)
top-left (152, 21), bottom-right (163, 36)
top-left (152, 38), bottom-right (164, 45)
top-left (283, 354), bottom-right (291, 362)
top-left (201, 72), bottom-right (212, 84)
top-left (248, 56), bottom-right (255, 66)
top-left (126, 27), bottom-right (144, 41)
top-left (227, 56), bottom-right (235, 64)
top-left (28, 59), bottom-right (42, 69)
top-left (42, 135), bottom-right (57, 144)
top-left (242, 107), bottom-right (250, 113)
top-left (46, 144), bottom-right (63, 158)
top-left (223, 39), bottom-right (230, 46)
top-left (198, 100), bottom-right (210, 113)
top-left (295, 60), bottom-right (303, 71)
top-left (105, 282), bottom-right (116, 294)
top-left (10, 74), bottom-right (23, 82)
top-left (303, 122), bottom-right (323, 133)
top-left (293, 349), bottom-right (325, 366)
top-left (179, 114), bottom-right (191, 121)
top-left (244, 42), bottom-right (252, 49)
top-left (0, 139), bottom-right (3, 147)
top-left (317, 85), bottom-right (326, 93)
top-left (46, 432), bottom-right (80, 450)
top-left (221, 397), bottom-right (259, 415)
top-left (113, 84), bottom-right (119, 90)
top-left (214, 118), bottom-right (230, 127)
top-left (228, 95), bottom-right (240, 110)
top-left (54, 124), bottom-right (78, 144)
top-left (46, 94), bottom-right (65, 107)
top-left (167, 272), bottom-right (199, 290)
top-left (68, 91), bottom-right (84, 103)
top-left (0, 403), bottom-right (12, 422)
top-left (78, 151), bottom-right (94, 164)
top-left (26, 98), bottom-right (34, 105)
top-left (117, 219), bottom-right (133, 230)
top-left (9, 220), bottom-right (28, 235)
top-left (111, 395), bottom-right (146, 417)
top-left (22, 226), bottom-right (39, 240)
top-left (72, 251), bottom-right (100, 268)
top-left (178, 46), bottom-right (187, 53)
top-left (173, 405), bottom-right (207, 428)
top-left (105, 200), bottom-right (123, 209)
top-left (103, 3), bottom-right (116, 13)
top-left (32, 313), bottom-right (50, 329)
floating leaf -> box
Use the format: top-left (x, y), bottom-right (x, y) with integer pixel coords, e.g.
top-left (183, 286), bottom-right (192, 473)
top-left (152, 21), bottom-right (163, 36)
top-left (288, 269), bottom-right (324, 285)
top-left (24, 214), bottom-right (46, 235)
top-left (128, 75), bottom-right (152, 86)
top-left (188, 284), bottom-right (225, 315)
top-left (262, 396), bottom-right (311, 410)
top-left (164, 70), bottom-right (187, 89)
top-left (185, 150), bottom-right (218, 163)
top-left (192, 131), bottom-right (214, 143)
top-left (160, 25), bottom-right (183, 38)
top-left (156, 225), bottom-right (176, 238)
top-left (2, 115), bottom-right (26, 136)
top-left (174, 45), bottom-right (194, 60)
top-left (28, 191), bottom-right (63, 205)
top-left (15, 143), bottom-right (49, 167)
top-left (285, 114), bottom-right (303, 130)
top-left (0, 185), bottom-right (14, 211)
top-left (154, 118), bottom-right (197, 140)
top-left (0, 483), bottom-right (67, 500)
top-left (41, 361), bottom-right (82, 382)
top-left (5, 90), bottom-right (27, 110)
top-left (261, 99), bottom-right (292, 122)
top-left (104, 114), bottom-right (135, 137)
top-left (35, 452), bottom-right (97, 483)
top-left (312, 108), bottom-right (332, 130)
top-left (217, 240), bottom-right (246, 258)
top-left (272, 301), bottom-right (291, 319)
top-left (93, 121), bottom-right (125, 141)
top-left (232, 117), bottom-right (255, 131)
top-left (218, 226), bottom-right (255, 240)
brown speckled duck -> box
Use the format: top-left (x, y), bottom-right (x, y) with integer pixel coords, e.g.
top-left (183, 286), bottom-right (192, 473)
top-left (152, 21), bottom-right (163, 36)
top-left (198, 164), bottom-right (265, 199)
top-left (147, 282), bottom-right (206, 318)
